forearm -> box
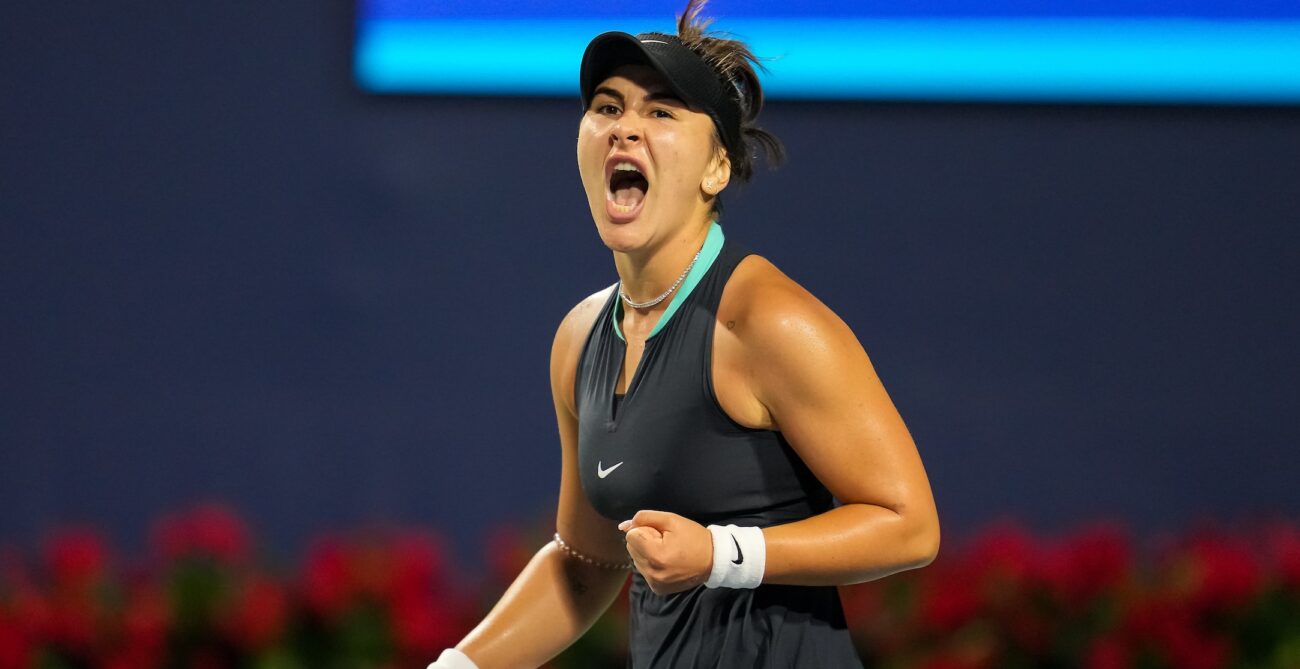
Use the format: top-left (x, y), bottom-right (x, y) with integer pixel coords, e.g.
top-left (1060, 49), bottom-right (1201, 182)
top-left (452, 541), bottom-right (628, 669)
top-left (760, 503), bottom-right (939, 586)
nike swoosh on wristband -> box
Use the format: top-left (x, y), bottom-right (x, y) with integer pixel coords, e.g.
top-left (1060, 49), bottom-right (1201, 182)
top-left (731, 535), bottom-right (744, 564)
top-left (597, 461), bottom-right (623, 478)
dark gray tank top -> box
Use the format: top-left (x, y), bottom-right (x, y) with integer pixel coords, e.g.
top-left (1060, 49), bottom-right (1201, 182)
top-left (575, 227), bottom-right (864, 668)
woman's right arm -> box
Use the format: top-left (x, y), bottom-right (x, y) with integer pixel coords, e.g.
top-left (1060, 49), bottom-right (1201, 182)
top-left (443, 292), bottom-right (631, 669)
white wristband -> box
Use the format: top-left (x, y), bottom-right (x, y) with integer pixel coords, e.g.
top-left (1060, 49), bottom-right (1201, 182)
top-left (704, 524), bottom-right (766, 589)
top-left (427, 648), bottom-right (480, 669)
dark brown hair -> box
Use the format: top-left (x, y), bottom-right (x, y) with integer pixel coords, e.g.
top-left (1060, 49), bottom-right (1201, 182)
top-left (674, 0), bottom-right (784, 186)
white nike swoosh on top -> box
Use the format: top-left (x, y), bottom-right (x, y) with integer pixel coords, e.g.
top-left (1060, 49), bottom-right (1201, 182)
top-left (597, 461), bottom-right (624, 478)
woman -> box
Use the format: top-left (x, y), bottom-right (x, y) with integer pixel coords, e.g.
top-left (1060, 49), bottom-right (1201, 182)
top-left (429, 2), bottom-right (939, 667)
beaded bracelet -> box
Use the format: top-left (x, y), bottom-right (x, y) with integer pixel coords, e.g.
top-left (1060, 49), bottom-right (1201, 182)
top-left (553, 532), bottom-right (634, 570)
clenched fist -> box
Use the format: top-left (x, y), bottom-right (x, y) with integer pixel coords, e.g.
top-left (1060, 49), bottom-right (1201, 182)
top-left (618, 510), bottom-right (714, 595)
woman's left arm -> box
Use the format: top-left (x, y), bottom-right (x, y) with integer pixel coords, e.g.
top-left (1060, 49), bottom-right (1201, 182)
top-left (740, 278), bottom-right (939, 586)
top-left (619, 271), bottom-right (939, 593)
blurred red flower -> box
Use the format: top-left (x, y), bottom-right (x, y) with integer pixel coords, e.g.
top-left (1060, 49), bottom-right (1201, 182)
top-left (1040, 524), bottom-right (1132, 605)
top-left (1124, 597), bottom-right (1231, 669)
top-left (7, 588), bottom-right (51, 642)
top-left (916, 523), bottom-right (1039, 634)
top-left (44, 527), bottom-right (109, 589)
top-left (117, 585), bottom-right (168, 662)
top-left (0, 612), bottom-right (33, 669)
top-left (918, 567), bottom-right (981, 632)
top-left (390, 596), bottom-right (458, 657)
top-left (1184, 535), bottom-right (1260, 613)
top-left (222, 575), bottom-right (289, 651)
top-left (1266, 523), bottom-right (1300, 592)
top-left (388, 531), bottom-right (449, 603)
top-left (151, 504), bottom-right (250, 563)
top-left (966, 521), bottom-right (1037, 585)
top-left (302, 536), bottom-right (352, 620)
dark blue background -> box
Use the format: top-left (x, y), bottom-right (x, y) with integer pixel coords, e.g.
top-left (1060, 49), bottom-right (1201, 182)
top-left (2, 1), bottom-right (1298, 572)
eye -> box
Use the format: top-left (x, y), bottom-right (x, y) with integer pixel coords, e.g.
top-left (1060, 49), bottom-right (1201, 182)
top-left (596, 103), bottom-right (621, 115)
top-left (651, 109), bottom-right (675, 119)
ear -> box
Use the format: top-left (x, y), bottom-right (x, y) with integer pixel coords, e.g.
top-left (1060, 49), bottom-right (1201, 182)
top-left (702, 146), bottom-right (732, 196)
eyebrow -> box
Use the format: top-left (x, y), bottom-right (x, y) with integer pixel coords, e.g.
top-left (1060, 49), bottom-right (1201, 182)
top-left (592, 86), bottom-right (687, 107)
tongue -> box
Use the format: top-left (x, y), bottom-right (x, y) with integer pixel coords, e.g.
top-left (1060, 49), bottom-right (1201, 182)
top-left (613, 185), bottom-right (646, 207)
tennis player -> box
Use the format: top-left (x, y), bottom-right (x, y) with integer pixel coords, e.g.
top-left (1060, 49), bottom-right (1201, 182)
top-left (429, 2), bottom-right (939, 666)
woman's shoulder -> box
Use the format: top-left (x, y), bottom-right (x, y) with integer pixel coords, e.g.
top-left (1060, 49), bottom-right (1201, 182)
top-left (723, 253), bottom-right (826, 323)
top-left (721, 253), bottom-right (860, 357)
top-left (550, 284), bottom-right (617, 412)
top-left (553, 283), bottom-right (615, 356)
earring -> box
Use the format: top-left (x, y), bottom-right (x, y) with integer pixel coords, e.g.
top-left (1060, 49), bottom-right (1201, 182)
top-left (705, 179), bottom-right (715, 192)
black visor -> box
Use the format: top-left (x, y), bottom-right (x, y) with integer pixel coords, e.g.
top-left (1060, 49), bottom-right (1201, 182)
top-left (580, 31), bottom-right (742, 158)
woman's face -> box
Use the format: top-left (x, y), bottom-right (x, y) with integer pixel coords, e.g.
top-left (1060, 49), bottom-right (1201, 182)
top-left (577, 64), bottom-right (729, 254)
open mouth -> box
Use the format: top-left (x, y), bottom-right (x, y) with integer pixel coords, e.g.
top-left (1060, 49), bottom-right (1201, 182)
top-left (606, 160), bottom-right (649, 216)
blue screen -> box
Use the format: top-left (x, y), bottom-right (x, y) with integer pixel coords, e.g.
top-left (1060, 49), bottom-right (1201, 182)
top-left (355, 1), bottom-right (1300, 103)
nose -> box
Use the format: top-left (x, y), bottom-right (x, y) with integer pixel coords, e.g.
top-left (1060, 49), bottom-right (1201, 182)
top-left (610, 117), bottom-right (642, 146)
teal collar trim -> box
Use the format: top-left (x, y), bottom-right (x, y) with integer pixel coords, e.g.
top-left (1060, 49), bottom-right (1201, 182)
top-left (613, 221), bottom-right (725, 342)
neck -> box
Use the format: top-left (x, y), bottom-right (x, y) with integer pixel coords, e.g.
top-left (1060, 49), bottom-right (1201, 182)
top-left (614, 219), bottom-right (712, 316)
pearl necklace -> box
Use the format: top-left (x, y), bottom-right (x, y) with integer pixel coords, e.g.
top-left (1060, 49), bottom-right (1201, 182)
top-left (619, 247), bottom-right (703, 310)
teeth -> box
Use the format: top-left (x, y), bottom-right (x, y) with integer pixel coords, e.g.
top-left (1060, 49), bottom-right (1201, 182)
top-left (613, 162), bottom-right (640, 173)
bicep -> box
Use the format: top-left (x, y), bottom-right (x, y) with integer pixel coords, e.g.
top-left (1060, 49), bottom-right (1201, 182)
top-left (549, 301), bottom-right (629, 565)
top-left (753, 302), bottom-right (933, 516)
